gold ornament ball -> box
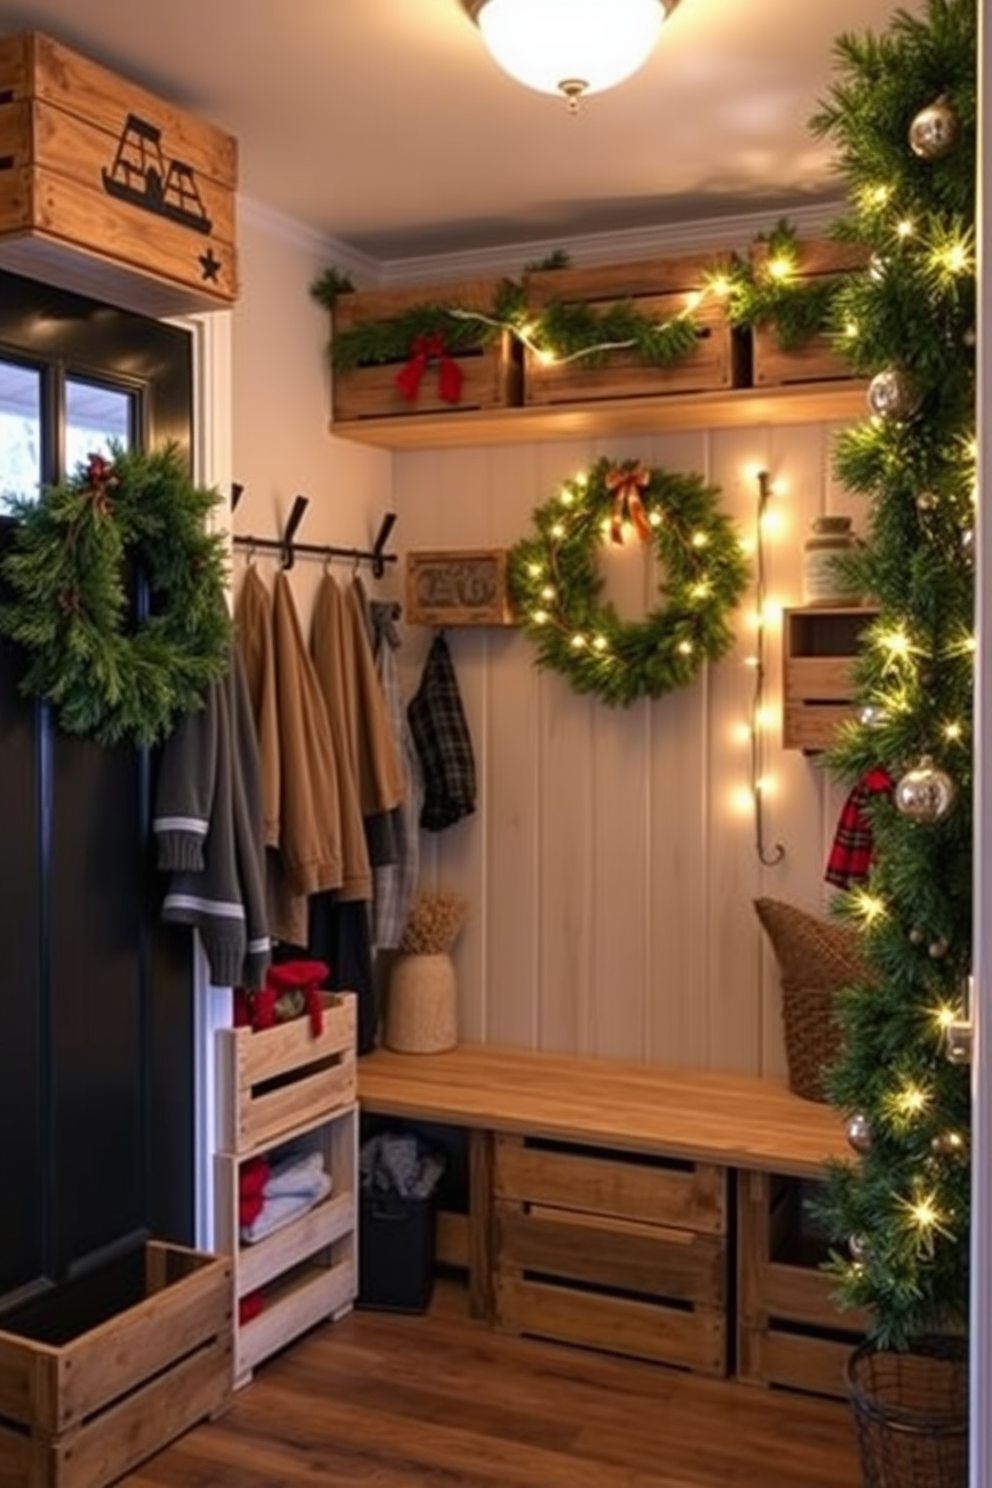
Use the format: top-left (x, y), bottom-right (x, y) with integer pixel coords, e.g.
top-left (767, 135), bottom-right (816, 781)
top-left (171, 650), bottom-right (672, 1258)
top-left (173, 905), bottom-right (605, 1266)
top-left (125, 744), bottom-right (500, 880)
top-left (895, 755), bottom-right (957, 823)
top-left (909, 926), bottom-right (927, 946)
top-left (846, 1113), bottom-right (872, 1154)
top-left (929, 938), bottom-right (951, 960)
top-left (867, 368), bottom-right (918, 422)
top-left (909, 96), bottom-right (960, 160)
top-left (931, 1130), bottom-right (968, 1159)
top-left (916, 490), bottom-right (939, 513)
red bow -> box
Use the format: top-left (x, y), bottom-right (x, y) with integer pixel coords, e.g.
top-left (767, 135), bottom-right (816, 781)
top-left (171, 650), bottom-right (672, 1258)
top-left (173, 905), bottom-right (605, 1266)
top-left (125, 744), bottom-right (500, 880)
top-left (84, 452), bottom-right (118, 516)
top-left (395, 332), bottom-right (464, 405)
top-left (606, 463), bottom-right (652, 546)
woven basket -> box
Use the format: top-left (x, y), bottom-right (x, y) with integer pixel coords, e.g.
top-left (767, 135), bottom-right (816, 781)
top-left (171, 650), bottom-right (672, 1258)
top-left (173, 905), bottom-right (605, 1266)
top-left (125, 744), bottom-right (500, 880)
top-left (846, 1336), bottom-right (968, 1488)
top-left (384, 953), bottom-right (458, 1054)
top-left (754, 897), bottom-right (871, 1103)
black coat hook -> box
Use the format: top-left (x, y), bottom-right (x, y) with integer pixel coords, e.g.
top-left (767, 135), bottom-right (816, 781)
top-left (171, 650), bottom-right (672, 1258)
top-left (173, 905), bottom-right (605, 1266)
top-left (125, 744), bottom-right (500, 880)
top-left (231, 481), bottom-right (244, 512)
top-left (281, 494), bottom-right (310, 570)
top-left (371, 511), bottom-right (397, 579)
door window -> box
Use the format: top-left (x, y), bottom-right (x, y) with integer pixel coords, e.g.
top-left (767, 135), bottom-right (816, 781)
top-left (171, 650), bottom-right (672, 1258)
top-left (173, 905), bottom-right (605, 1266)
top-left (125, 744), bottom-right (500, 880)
top-left (0, 359), bottom-right (42, 509)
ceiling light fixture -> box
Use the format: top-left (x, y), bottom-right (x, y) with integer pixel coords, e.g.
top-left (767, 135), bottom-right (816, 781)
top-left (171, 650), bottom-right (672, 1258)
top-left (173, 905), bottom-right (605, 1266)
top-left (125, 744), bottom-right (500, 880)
top-left (460, 0), bottom-right (681, 111)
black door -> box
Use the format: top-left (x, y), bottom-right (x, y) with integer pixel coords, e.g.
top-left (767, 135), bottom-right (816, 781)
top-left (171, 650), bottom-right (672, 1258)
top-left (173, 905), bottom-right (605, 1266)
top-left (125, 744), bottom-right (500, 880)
top-left (0, 269), bottom-right (196, 1305)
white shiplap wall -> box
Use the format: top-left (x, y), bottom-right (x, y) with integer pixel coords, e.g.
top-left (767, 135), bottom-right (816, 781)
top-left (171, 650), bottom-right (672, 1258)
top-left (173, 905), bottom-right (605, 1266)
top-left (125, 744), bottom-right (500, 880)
top-left (393, 417), bottom-right (860, 1078)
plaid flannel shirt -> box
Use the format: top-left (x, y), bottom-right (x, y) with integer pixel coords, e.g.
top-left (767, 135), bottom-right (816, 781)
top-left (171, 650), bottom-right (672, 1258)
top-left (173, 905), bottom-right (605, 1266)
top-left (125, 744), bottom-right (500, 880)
top-left (408, 632), bottom-right (476, 832)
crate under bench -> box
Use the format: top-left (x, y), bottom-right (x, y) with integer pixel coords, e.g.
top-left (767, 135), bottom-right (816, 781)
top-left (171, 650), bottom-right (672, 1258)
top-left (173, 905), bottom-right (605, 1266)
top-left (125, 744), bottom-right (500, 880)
top-left (357, 1044), bottom-right (853, 1392)
top-left (0, 1240), bottom-right (231, 1488)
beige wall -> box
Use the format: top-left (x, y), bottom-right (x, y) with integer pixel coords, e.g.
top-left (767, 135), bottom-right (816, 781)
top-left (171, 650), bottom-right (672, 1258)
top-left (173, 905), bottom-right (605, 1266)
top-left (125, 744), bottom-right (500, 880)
top-left (394, 420), bottom-right (859, 1078)
top-left (230, 207), bottom-right (394, 624)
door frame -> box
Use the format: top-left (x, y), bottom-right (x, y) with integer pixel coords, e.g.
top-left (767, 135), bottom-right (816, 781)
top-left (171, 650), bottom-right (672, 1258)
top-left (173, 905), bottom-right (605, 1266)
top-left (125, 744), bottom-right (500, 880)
top-left (170, 306), bottom-right (233, 1255)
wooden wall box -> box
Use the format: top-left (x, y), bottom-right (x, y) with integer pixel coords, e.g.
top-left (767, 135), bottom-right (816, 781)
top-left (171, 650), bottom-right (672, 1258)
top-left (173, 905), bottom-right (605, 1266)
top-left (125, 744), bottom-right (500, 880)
top-left (0, 1240), bottom-right (231, 1488)
top-left (751, 240), bottom-right (866, 388)
top-left (331, 278), bottom-right (522, 425)
top-left (493, 1134), bottom-right (728, 1376)
top-left (216, 992), bottom-right (357, 1156)
top-left (406, 549), bottom-right (513, 628)
top-left (523, 254), bottom-right (747, 407)
top-left (0, 31), bottom-right (238, 317)
top-left (783, 606), bottom-right (877, 753)
top-left (737, 1170), bottom-right (866, 1399)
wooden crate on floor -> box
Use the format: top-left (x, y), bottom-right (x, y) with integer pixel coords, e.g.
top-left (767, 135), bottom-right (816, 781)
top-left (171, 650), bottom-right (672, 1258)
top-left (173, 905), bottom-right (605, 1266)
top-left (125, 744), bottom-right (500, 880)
top-left (493, 1134), bottom-right (728, 1376)
top-left (331, 278), bottom-right (522, 425)
top-left (522, 254), bottom-right (746, 407)
top-left (738, 1169), bottom-right (867, 1400)
top-left (216, 993), bottom-right (357, 1156)
top-left (0, 1240), bottom-right (231, 1488)
top-left (0, 31), bottom-right (237, 316)
top-left (751, 239), bottom-right (866, 388)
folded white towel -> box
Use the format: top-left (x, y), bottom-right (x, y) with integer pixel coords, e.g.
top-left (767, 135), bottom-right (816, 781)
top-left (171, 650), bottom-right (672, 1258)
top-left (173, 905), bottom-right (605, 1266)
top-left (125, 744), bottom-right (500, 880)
top-left (266, 1149), bottom-right (326, 1200)
top-left (240, 1172), bottom-right (332, 1244)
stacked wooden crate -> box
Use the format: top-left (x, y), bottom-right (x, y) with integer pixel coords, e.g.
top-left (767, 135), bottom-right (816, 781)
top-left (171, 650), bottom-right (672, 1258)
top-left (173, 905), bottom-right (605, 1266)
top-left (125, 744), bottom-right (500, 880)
top-left (493, 1134), bottom-right (727, 1375)
top-left (522, 253), bottom-right (747, 407)
top-left (214, 992), bottom-right (358, 1387)
top-left (738, 1170), bottom-right (867, 1399)
top-left (330, 278), bottom-right (522, 425)
top-left (0, 1241), bottom-right (231, 1488)
top-left (0, 30), bottom-right (237, 316)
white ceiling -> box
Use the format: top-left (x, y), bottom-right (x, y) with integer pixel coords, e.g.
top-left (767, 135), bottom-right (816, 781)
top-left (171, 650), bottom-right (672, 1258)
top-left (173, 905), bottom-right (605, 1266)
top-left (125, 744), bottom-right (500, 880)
top-left (0, 0), bottom-right (904, 265)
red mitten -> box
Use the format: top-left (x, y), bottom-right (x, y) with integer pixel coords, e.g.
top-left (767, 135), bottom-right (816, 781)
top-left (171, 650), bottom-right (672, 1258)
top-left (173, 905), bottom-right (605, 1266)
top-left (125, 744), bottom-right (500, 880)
top-left (233, 988), bottom-right (252, 1027)
top-left (252, 986), bottom-right (278, 1030)
top-left (239, 1292), bottom-right (265, 1326)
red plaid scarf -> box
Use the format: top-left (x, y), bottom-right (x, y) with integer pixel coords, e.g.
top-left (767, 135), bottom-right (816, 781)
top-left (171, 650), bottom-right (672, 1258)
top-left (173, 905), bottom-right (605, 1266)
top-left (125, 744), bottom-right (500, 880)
top-left (825, 768), bottom-right (894, 889)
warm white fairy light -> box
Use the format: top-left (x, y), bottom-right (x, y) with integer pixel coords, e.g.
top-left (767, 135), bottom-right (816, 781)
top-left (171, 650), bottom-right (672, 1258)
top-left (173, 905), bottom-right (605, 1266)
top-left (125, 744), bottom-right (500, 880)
top-left (768, 255), bottom-right (794, 282)
top-left (528, 562), bottom-right (543, 579)
top-left (533, 609), bottom-right (549, 625)
top-left (933, 1003), bottom-right (961, 1033)
top-left (684, 290), bottom-right (704, 312)
top-left (560, 488), bottom-right (575, 506)
top-left (897, 218), bottom-right (914, 239)
top-left (593, 635), bottom-right (609, 652)
top-left (691, 531), bottom-right (709, 548)
top-left (571, 634), bottom-right (586, 649)
top-left (678, 640), bottom-right (693, 655)
top-left (853, 890), bottom-right (886, 924)
top-left (551, 522), bottom-right (566, 540)
top-left (649, 511), bottom-right (663, 528)
top-left (710, 274), bottom-right (731, 298)
top-left (891, 1081), bottom-right (930, 1119)
top-left (541, 585), bottom-right (556, 601)
top-left (944, 721), bottom-right (963, 742)
top-left (575, 471), bottom-right (588, 488)
top-left (691, 581), bottom-right (710, 600)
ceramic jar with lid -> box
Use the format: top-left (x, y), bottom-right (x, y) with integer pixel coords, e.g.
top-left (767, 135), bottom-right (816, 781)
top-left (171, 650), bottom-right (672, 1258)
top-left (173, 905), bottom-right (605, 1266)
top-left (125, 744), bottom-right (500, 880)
top-left (802, 514), bottom-right (862, 606)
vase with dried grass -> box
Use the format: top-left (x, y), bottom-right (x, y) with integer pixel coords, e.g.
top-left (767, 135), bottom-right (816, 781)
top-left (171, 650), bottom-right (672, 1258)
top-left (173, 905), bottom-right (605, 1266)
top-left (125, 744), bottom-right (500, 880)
top-left (384, 890), bottom-right (468, 1054)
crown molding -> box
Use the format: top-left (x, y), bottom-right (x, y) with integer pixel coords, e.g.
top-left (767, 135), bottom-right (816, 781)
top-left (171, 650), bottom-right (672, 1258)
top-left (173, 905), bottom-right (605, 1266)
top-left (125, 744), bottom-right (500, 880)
top-left (374, 201), bottom-right (843, 286)
top-left (238, 194), bottom-right (384, 285)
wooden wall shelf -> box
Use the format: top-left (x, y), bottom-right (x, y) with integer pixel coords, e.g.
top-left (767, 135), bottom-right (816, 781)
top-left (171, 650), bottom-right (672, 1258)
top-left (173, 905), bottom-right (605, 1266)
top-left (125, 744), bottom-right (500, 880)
top-left (329, 381), bottom-right (869, 452)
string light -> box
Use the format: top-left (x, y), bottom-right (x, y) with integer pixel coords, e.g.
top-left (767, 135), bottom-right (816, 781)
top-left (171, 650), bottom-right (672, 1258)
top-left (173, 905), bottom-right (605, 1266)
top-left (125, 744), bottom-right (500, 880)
top-left (527, 562), bottom-right (543, 578)
top-left (678, 640), bottom-right (693, 655)
top-left (944, 721), bottom-right (963, 742)
top-left (560, 488), bottom-right (575, 506)
top-left (691, 531), bottom-right (709, 548)
top-left (853, 891), bottom-right (886, 924)
top-left (570, 634), bottom-right (586, 649)
top-left (767, 255), bottom-right (795, 281)
top-left (550, 522), bottom-right (566, 540)
top-left (897, 218), bottom-right (914, 238)
top-left (886, 1081), bottom-right (930, 1122)
top-left (540, 585), bottom-right (556, 601)
top-left (593, 635), bottom-right (609, 652)
top-left (649, 511), bottom-right (663, 528)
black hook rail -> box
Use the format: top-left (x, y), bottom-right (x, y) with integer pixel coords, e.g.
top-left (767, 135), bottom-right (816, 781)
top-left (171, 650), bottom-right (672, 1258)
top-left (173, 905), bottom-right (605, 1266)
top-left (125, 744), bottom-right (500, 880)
top-left (230, 486), bottom-right (398, 578)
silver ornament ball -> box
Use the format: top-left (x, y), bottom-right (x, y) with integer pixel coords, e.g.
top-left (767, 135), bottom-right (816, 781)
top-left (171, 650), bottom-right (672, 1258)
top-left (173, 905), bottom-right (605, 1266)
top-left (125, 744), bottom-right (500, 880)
top-left (916, 490), bottom-right (939, 513)
top-left (895, 756), bottom-right (957, 823)
top-left (846, 1113), bottom-right (872, 1154)
top-left (849, 1234), bottom-right (871, 1263)
top-left (909, 97), bottom-right (960, 160)
top-left (909, 926), bottom-right (927, 946)
top-left (929, 938), bottom-right (951, 960)
top-left (867, 368), bottom-right (918, 422)
top-left (859, 704), bottom-right (887, 728)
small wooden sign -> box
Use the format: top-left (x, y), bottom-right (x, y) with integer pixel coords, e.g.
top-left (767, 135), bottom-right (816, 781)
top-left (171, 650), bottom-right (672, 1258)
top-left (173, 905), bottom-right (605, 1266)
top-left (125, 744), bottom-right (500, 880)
top-left (406, 549), bottom-right (513, 627)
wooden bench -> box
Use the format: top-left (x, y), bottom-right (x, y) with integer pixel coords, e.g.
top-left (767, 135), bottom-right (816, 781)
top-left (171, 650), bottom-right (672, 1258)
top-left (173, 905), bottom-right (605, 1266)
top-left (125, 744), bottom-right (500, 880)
top-left (358, 1044), bottom-right (864, 1397)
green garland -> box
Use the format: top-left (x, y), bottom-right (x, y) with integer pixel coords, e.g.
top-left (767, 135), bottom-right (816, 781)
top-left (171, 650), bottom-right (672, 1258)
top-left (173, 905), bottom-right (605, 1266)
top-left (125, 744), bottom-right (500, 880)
top-left (311, 224), bottom-right (852, 377)
top-left (0, 444), bottom-right (232, 747)
top-left (508, 457), bottom-right (749, 707)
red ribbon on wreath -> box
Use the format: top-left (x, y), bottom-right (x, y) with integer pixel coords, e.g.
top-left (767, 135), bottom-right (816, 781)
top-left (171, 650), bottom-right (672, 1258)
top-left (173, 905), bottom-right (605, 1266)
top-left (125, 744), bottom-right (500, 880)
top-left (84, 453), bottom-right (118, 517)
top-left (606, 463), bottom-right (653, 546)
top-left (395, 331), bottom-right (464, 405)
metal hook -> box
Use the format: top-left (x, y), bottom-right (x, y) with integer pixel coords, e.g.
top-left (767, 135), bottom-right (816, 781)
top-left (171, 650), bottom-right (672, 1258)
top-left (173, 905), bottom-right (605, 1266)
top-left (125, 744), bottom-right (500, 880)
top-left (280, 494), bottom-right (309, 571)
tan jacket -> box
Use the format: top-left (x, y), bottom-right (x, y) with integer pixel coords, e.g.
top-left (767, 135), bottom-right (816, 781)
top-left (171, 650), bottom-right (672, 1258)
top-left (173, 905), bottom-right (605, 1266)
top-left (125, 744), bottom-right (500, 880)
top-left (269, 571), bottom-right (344, 938)
top-left (311, 573), bottom-right (404, 827)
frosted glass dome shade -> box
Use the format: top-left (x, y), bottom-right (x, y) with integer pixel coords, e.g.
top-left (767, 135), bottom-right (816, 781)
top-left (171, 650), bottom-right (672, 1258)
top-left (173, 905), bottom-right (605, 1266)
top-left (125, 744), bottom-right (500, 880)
top-left (467, 0), bottom-right (673, 102)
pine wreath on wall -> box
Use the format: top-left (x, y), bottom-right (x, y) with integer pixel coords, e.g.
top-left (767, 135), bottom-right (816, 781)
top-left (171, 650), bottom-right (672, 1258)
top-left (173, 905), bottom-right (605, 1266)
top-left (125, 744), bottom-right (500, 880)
top-left (508, 456), bottom-right (749, 707)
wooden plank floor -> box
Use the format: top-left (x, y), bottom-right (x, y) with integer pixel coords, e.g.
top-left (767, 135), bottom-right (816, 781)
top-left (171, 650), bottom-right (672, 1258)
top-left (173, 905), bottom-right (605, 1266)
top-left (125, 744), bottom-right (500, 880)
top-left (123, 1283), bottom-right (862, 1488)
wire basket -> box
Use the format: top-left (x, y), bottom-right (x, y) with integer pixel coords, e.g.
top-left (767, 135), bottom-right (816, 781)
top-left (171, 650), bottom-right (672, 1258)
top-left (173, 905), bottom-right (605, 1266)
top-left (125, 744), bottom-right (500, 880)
top-left (846, 1336), bottom-right (968, 1488)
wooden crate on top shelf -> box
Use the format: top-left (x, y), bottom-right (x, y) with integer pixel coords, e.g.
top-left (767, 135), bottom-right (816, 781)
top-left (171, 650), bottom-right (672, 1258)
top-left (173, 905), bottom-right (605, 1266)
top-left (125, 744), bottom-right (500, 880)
top-left (493, 1134), bottom-right (728, 1376)
top-left (330, 277), bottom-right (522, 425)
top-left (738, 1169), bottom-right (867, 1400)
top-left (522, 253), bottom-right (747, 408)
top-left (215, 1106), bottom-right (358, 1387)
top-left (216, 992), bottom-right (357, 1155)
top-left (0, 30), bottom-right (237, 317)
top-left (0, 1240), bottom-right (231, 1488)
top-left (783, 605), bottom-right (878, 753)
top-left (751, 239), bottom-right (866, 388)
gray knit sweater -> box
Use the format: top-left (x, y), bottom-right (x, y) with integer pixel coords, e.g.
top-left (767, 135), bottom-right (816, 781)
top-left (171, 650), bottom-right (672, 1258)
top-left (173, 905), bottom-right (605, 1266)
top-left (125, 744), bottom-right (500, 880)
top-left (153, 649), bottom-right (271, 990)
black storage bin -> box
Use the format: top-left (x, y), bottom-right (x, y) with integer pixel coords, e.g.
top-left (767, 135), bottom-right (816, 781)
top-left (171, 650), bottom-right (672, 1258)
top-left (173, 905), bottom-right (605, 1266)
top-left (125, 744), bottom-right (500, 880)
top-left (358, 1190), bottom-right (437, 1313)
